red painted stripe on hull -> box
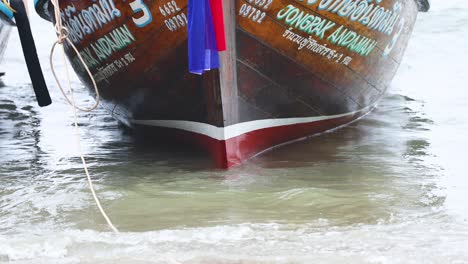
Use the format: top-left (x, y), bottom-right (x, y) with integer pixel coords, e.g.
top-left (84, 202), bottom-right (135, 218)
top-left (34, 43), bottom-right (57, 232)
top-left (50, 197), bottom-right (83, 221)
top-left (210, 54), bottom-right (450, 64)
top-left (135, 111), bottom-right (366, 168)
top-left (222, 113), bottom-right (362, 167)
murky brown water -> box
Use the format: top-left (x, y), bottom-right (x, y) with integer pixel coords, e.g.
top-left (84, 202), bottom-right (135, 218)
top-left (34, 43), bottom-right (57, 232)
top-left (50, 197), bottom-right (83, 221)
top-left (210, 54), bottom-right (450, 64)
top-left (1, 1), bottom-right (468, 263)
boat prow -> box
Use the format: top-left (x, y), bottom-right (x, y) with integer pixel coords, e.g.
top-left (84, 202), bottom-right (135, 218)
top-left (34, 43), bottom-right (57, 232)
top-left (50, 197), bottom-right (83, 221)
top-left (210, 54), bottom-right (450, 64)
top-left (36, 0), bottom-right (428, 168)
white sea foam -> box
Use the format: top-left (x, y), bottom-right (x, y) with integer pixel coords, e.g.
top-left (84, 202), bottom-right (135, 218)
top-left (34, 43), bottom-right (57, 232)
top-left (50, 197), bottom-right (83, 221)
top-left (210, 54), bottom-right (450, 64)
top-left (1, 0), bottom-right (468, 263)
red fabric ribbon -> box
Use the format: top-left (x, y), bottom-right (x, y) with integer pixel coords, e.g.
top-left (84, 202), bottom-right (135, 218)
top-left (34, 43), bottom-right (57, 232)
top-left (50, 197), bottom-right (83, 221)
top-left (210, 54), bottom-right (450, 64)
top-left (209, 0), bottom-right (226, 51)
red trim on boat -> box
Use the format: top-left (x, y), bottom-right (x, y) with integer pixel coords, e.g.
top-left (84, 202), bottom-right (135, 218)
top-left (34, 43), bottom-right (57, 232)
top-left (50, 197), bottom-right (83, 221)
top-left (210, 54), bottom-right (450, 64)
top-left (134, 112), bottom-right (365, 168)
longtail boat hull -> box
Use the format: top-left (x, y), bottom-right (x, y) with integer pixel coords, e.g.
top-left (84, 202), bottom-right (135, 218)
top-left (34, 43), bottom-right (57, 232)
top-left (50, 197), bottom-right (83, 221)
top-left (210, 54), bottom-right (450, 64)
top-left (36, 0), bottom-right (429, 168)
top-left (0, 3), bottom-right (14, 71)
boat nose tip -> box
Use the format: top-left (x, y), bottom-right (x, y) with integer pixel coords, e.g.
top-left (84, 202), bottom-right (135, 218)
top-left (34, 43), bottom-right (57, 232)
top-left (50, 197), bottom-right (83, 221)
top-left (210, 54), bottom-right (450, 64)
top-left (417, 0), bottom-right (430, 12)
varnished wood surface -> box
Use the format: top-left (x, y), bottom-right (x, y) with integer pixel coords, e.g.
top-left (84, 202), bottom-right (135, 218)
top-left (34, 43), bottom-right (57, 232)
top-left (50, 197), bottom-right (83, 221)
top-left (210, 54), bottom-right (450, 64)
top-left (35, 0), bottom-right (420, 128)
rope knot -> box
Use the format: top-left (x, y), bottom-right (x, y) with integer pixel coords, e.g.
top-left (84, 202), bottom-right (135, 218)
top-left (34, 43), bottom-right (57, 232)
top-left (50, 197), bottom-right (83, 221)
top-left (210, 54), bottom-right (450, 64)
top-left (55, 26), bottom-right (69, 44)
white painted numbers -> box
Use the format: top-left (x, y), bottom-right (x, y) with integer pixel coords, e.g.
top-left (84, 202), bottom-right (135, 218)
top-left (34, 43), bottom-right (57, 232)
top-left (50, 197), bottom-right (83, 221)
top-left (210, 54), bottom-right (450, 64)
top-left (239, 4), bottom-right (266, 23)
top-left (164, 14), bottom-right (188, 32)
top-left (127, 0), bottom-right (186, 31)
top-left (159, 1), bottom-right (186, 31)
top-left (159, 1), bottom-right (181, 16)
top-left (245, 0), bottom-right (274, 9)
top-left (129, 0), bottom-right (153, 27)
top-left (115, 52), bottom-right (136, 68)
top-left (239, 0), bottom-right (274, 24)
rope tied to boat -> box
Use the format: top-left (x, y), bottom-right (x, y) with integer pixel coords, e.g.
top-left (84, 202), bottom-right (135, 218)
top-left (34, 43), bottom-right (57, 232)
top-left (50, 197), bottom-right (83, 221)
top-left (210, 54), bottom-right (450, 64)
top-left (50, 0), bottom-right (100, 112)
top-left (49, 0), bottom-right (118, 233)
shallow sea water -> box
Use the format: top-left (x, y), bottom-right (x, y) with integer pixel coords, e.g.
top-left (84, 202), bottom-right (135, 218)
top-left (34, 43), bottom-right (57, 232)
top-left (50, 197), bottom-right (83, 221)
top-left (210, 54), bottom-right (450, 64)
top-left (1, 0), bottom-right (468, 263)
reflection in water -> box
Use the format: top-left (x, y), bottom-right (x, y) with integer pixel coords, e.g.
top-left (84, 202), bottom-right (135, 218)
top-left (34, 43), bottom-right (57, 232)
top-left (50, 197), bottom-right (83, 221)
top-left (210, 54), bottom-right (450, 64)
top-left (1, 0), bottom-right (468, 263)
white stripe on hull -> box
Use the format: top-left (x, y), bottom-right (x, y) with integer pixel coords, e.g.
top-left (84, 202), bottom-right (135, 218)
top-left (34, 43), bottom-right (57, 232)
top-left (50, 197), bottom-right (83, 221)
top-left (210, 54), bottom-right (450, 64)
top-left (131, 106), bottom-right (373, 141)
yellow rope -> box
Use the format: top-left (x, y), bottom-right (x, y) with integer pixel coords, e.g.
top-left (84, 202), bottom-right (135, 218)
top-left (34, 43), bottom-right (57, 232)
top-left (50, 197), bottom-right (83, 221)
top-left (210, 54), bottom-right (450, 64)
top-left (1, 0), bottom-right (16, 13)
top-left (49, 0), bottom-right (118, 233)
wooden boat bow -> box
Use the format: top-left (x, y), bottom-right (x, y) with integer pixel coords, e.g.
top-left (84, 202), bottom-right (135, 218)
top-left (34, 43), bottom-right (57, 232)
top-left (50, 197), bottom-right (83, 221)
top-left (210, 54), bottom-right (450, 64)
top-left (34, 0), bottom-right (428, 168)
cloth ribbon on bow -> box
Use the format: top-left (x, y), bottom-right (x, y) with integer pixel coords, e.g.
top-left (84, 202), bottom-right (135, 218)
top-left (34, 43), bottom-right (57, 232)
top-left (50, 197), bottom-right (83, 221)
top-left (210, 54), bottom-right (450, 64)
top-left (188, 0), bottom-right (226, 75)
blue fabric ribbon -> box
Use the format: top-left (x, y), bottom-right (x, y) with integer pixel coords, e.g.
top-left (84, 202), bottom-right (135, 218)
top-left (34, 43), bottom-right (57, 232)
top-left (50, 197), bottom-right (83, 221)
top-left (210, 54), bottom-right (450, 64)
top-left (0, 1), bottom-right (14, 19)
top-left (188, 0), bottom-right (220, 75)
